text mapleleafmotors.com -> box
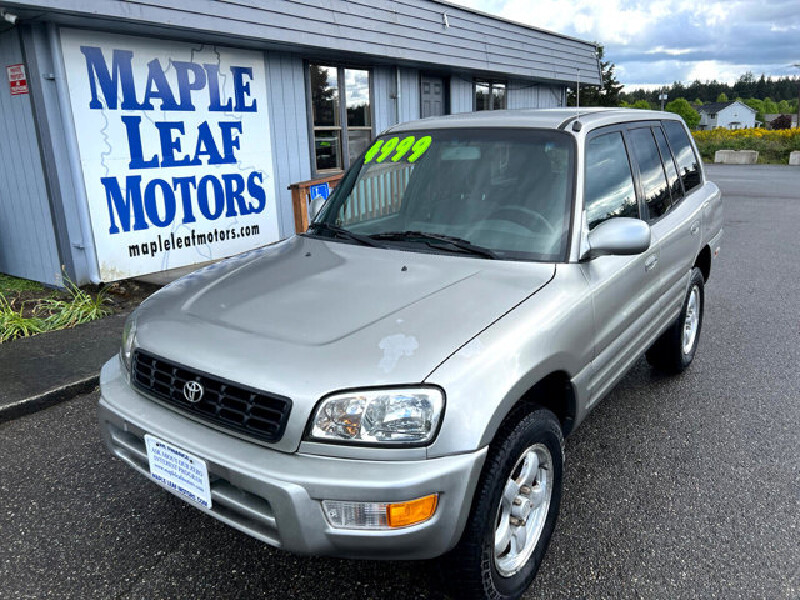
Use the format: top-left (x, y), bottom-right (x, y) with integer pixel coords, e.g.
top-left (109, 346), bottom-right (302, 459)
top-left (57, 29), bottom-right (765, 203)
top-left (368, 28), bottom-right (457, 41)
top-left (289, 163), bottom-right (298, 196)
top-left (129, 225), bottom-right (261, 259)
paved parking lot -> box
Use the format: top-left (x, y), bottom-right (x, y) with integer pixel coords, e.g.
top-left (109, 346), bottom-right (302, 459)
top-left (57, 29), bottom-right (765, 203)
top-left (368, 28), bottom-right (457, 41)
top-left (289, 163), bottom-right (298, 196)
top-left (1, 165), bottom-right (798, 599)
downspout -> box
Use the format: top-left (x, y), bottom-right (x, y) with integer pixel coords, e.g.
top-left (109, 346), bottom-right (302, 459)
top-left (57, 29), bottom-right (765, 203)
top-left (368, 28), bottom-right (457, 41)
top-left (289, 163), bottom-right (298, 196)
top-left (47, 23), bottom-right (101, 284)
top-left (395, 66), bottom-right (401, 124)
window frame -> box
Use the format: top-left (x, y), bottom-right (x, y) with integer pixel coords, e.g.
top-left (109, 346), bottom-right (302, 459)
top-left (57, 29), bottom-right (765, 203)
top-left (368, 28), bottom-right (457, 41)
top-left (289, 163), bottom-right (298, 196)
top-left (623, 122), bottom-right (677, 224)
top-left (582, 123), bottom-right (643, 229)
top-left (306, 62), bottom-right (375, 176)
top-left (652, 122), bottom-right (685, 208)
top-left (473, 80), bottom-right (507, 111)
top-left (662, 118), bottom-right (704, 198)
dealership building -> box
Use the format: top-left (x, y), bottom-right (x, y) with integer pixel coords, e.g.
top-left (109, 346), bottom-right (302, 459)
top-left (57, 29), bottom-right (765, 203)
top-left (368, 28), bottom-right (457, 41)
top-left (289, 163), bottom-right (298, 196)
top-left (0, 0), bottom-right (600, 286)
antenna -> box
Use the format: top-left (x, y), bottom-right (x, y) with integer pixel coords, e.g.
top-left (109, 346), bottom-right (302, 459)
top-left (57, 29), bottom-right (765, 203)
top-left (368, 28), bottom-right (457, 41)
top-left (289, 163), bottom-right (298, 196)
top-left (571, 69), bottom-right (583, 131)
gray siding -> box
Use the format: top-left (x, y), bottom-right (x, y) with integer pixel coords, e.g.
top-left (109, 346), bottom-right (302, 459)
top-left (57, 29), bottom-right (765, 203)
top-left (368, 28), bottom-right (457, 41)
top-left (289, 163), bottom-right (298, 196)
top-left (450, 76), bottom-right (473, 113)
top-left (398, 68), bottom-right (420, 123)
top-left (373, 66), bottom-right (397, 134)
top-left (507, 81), bottom-right (565, 109)
top-left (538, 84), bottom-right (565, 108)
top-left (0, 28), bottom-right (62, 286)
top-left (5, 0), bottom-right (601, 85)
top-left (21, 23), bottom-right (97, 285)
top-left (264, 52), bottom-right (312, 237)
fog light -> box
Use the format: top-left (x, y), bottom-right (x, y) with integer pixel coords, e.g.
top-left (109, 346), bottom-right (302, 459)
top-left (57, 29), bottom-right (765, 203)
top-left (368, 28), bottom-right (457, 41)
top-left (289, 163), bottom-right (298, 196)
top-left (322, 494), bottom-right (438, 530)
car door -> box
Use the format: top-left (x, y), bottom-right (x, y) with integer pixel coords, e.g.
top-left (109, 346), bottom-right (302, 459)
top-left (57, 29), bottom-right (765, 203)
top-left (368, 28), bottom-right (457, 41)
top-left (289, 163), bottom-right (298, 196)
top-left (579, 126), bottom-right (654, 406)
top-left (648, 124), bottom-right (703, 315)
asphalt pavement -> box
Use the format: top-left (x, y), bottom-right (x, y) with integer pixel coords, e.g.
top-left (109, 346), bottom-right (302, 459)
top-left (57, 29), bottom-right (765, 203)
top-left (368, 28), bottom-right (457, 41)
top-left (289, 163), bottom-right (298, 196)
top-left (1, 165), bottom-right (798, 600)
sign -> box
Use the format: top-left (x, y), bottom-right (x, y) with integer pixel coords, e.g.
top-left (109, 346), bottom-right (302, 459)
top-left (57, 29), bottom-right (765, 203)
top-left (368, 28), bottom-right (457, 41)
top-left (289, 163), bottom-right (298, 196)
top-left (308, 182), bottom-right (330, 202)
top-left (59, 29), bottom-right (280, 280)
top-left (6, 64), bottom-right (28, 95)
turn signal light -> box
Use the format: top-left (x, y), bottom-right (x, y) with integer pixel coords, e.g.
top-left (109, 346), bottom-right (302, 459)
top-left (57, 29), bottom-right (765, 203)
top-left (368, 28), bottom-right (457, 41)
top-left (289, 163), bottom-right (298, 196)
top-left (386, 494), bottom-right (438, 528)
top-left (322, 494), bottom-right (439, 529)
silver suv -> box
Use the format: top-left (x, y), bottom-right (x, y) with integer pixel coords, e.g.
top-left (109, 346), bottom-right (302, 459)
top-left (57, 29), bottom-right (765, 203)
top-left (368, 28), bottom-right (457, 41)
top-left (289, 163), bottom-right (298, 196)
top-left (99, 108), bottom-right (723, 599)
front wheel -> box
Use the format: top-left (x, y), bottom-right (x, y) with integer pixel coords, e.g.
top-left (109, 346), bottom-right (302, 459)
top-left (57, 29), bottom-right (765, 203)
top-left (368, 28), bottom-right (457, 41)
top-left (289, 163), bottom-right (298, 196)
top-left (646, 266), bottom-right (705, 374)
top-left (444, 409), bottom-right (564, 600)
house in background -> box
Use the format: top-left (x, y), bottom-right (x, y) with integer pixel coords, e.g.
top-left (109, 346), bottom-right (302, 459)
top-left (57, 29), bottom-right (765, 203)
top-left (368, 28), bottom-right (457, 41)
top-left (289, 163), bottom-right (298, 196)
top-left (695, 101), bottom-right (757, 130)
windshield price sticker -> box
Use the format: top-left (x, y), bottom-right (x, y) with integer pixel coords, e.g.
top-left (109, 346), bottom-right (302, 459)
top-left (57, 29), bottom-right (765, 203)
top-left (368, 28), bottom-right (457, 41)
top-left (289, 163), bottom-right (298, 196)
top-left (364, 135), bottom-right (432, 164)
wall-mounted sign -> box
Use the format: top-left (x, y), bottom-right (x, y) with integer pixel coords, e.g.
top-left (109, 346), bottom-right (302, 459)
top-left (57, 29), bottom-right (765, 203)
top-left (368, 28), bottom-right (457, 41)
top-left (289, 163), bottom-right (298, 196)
top-left (6, 64), bottom-right (28, 95)
top-left (59, 29), bottom-right (279, 281)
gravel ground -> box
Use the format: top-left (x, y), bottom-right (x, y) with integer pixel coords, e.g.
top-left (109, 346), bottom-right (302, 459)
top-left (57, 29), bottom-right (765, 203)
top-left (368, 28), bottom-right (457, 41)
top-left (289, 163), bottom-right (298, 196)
top-left (1, 165), bottom-right (798, 599)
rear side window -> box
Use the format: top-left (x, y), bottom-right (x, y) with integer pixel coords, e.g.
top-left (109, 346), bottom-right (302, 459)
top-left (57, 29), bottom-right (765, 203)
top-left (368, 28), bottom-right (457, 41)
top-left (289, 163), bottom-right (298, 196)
top-left (584, 132), bottom-right (638, 230)
top-left (628, 127), bottom-right (671, 220)
top-left (652, 126), bottom-right (682, 203)
top-left (663, 120), bottom-right (702, 193)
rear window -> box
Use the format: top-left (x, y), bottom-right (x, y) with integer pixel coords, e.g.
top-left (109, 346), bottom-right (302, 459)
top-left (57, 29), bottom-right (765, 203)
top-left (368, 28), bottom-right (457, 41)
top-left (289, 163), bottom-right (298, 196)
top-left (663, 120), bottom-right (702, 194)
top-left (628, 127), bottom-right (671, 220)
top-left (652, 126), bottom-right (683, 203)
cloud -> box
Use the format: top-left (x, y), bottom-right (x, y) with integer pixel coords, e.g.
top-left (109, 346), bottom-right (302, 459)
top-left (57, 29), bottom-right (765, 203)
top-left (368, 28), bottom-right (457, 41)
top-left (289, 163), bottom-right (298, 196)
top-left (450, 0), bottom-right (800, 87)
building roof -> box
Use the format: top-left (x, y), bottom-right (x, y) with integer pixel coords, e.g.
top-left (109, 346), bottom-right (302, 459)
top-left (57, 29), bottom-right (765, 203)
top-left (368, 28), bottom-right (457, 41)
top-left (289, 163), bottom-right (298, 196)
top-left (695, 101), bottom-right (756, 114)
top-left (0, 0), bottom-right (602, 86)
top-left (387, 107), bottom-right (685, 133)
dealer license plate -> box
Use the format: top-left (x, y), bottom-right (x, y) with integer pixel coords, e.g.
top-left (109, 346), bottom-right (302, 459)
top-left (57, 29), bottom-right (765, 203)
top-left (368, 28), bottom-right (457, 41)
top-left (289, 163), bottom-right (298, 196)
top-left (144, 435), bottom-right (212, 509)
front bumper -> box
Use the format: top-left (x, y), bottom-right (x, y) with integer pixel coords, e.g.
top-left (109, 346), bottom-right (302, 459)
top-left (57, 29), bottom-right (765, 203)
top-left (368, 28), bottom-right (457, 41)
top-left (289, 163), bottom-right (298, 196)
top-left (98, 358), bottom-right (486, 560)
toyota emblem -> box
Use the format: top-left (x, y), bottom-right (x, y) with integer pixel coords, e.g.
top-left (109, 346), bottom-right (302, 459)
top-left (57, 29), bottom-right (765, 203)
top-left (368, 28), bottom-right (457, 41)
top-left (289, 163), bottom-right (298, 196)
top-left (183, 380), bottom-right (204, 403)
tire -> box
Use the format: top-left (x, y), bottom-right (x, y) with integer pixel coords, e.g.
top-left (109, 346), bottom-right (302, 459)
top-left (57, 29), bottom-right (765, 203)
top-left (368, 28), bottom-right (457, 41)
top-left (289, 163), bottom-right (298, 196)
top-left (646, 266), bottom-right (705, 375)
top-left (444, 408), bottom-right (564, 600)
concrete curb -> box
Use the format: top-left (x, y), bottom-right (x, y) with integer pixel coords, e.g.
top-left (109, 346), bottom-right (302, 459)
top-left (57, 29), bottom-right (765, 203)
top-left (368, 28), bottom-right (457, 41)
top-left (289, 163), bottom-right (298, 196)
top-left (0, 375), bottom-right (99, 423)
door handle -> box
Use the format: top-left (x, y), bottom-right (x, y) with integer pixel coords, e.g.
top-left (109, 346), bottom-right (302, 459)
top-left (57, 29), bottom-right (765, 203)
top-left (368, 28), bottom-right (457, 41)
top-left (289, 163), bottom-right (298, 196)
top-left (645, 254), bottom-right (658, 272)
top-left (690, 221), bottom-right (701, 236)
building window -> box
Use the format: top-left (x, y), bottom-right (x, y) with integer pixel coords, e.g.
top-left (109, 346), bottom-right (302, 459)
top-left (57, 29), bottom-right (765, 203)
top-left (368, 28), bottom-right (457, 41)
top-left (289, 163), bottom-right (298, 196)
top-left (475, 81), bottom-right (506, 111)
top-left (309, 64), bottom-right (372, 173)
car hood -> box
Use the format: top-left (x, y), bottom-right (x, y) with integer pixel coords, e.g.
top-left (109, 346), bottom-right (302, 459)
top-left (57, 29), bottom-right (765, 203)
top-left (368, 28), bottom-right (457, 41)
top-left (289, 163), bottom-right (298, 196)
top-left (133, 235), bottom-right (554, 452)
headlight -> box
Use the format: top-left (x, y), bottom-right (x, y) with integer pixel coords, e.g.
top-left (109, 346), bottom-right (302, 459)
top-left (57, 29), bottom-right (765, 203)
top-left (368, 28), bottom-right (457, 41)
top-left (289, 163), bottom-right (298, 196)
top-left (307, 387), bottom-right (445, 445)
top-left (120, 313), bottom-right (137, 372)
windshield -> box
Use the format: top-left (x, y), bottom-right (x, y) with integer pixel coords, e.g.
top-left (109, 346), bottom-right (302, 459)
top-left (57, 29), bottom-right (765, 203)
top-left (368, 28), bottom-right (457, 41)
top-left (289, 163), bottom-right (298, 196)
top-left (312, 128), bottom-right (575, 262)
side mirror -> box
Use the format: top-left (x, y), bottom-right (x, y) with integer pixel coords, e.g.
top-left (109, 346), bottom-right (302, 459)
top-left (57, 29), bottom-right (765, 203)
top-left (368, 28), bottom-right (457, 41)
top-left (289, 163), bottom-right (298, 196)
top-left (584, 217), bottom-right (650, 259)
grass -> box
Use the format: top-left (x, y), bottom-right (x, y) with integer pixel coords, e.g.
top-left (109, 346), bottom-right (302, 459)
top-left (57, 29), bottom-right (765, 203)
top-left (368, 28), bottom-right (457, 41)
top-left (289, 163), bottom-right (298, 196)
top-left (0, 273), bottom-right (44, 294)
top-left (692, 128), bottom-right (800, 164)
top-left (0, 273), bottom-right (110, 344)
top-left (39, 280), bottom-right (111, 329)
top-left (0, 295), bottom-right (47, 342)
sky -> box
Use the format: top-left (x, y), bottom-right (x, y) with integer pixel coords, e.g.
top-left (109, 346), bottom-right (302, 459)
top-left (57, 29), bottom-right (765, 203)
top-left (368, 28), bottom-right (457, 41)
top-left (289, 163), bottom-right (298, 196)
top-left (450, 0), bottom-right (800, 90)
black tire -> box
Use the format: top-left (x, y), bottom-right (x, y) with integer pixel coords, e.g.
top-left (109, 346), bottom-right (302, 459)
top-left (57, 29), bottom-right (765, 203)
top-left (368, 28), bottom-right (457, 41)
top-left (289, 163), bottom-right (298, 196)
top-left (443, 408), bottom-right (564, 600)
top-left (646, 266), bottom-right (705, 375)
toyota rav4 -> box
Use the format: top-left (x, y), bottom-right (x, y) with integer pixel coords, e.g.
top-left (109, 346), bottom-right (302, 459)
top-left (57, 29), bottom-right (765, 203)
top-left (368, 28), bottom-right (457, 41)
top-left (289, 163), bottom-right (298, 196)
top-left (99, 108), bottom-right (723, 600)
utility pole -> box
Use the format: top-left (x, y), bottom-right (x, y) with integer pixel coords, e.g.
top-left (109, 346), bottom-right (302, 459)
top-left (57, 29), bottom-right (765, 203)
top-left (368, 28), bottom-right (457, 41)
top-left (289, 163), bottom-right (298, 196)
top-left (659, 89), bottom-right (668, 111)
top-left (795, 65), bottom-right (800, 129)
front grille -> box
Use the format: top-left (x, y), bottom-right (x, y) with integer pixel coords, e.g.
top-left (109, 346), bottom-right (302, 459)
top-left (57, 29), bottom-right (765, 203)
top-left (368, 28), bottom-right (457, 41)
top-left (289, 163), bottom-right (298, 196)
top-left (132, 350), bottom-right (291, 443)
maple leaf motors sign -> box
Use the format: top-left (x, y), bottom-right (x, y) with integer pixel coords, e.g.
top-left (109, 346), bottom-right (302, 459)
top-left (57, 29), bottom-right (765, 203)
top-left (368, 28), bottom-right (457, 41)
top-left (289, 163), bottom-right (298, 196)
top-left (59, 29), bottom-right (280, 281)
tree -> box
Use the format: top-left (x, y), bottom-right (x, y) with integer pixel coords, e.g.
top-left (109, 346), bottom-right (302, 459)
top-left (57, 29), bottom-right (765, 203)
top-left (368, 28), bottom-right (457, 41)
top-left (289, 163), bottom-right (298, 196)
top-left (632, 100), bottom-right (651, 110)
top-left (763, 97), bottom-right (779, 114)
top-left (770, 114), bottom-right (792, 130)
top-left (744, 98), bottom-right (765, 124)
top-left (716, 92), bottom-right (729, 102)
top-left (694, 98), bottom-right (704, 106)
top-left (567, 45), bottom-right (623, 107)
top-left (777, 99), bottom-right (792, 113)
top-left (665, 98), bottom-right (700, 129)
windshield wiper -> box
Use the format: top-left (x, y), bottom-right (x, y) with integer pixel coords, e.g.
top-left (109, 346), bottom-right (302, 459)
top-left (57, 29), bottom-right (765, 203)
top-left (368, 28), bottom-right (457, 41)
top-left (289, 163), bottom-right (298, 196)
top-left (369, 230), bottom-right (497, 259)
top-left (306, 222), bottom-right (385, 248)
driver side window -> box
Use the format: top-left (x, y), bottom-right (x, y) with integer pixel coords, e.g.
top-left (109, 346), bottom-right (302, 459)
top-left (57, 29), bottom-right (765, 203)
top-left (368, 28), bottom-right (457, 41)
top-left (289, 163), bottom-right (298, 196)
top-left (585, 132), bottom-right (639, 230)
